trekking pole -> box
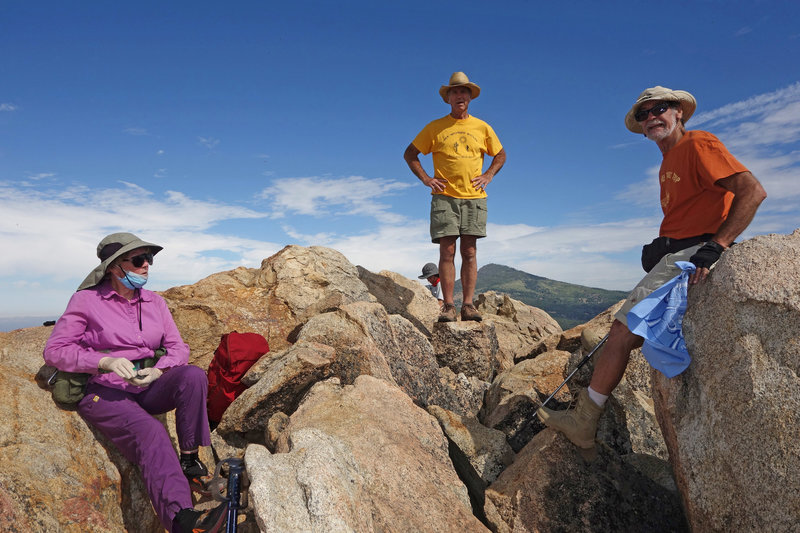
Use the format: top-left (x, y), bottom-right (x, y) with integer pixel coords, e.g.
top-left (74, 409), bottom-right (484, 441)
top-left (209, 458), bottom-right (245, 533)
top-left (511, 333), bottom-right (609, 449)
top-left (224, 458), bottom-right (244, 533)
top-left (539, 333), bottom-right (609, 410)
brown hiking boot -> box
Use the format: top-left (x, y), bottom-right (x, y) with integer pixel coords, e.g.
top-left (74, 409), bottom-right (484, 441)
top-left (536, 388), bottom-right (604, 448)
top-left (438, 303), bottom-right (457, 322)
top-left (460, 303), bottom-right (482, 322)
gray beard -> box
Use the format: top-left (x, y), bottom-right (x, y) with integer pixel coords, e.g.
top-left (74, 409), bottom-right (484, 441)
top-left (645, 119), bottom-right (677, 142)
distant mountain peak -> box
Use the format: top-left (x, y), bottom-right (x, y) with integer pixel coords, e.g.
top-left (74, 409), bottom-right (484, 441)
top-left (456, 263), bottom-right (628, 329)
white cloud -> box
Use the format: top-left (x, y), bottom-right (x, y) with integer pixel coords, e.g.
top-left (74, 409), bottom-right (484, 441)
top-left (691, 82), bottom-right (800, 131)
top-left (154, 168), bottom-right (167, 178)
top-left (0, 103), bottom-right (17, 112)
top-left (260, 175), bottom-right (413, 224)
top-left (198, 137), bottom-right (220, 149)
top-left (691, 84), bottom-right (800, 220)
top-left (124, 127), bottom-right (149, 136)
top-left (26, 172), bottom-right (56, 180)
top-left (2, 83), bottom-right (800, 318)
top-left (615, 164), bottom-right (661, 208)
top-left (0, 181), bottom-right (271, 278)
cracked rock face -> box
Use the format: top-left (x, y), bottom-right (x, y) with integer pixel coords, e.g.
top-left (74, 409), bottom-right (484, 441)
top-left (653, 230), bottom-right (800, 532)
top-left (247, 375), bottom-right (487, 533)
top-left (8, 232), bottom-right (799, 533)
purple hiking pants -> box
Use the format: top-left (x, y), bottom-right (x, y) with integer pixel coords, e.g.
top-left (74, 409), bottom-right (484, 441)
top-left (77, 365), bottom-right (211, 531)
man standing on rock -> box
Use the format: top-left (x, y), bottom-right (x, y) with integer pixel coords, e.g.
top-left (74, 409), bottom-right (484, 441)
top-left (538, 86), bottom-right (767, 448)
top-left (404, 71), bottom-right (506, 323)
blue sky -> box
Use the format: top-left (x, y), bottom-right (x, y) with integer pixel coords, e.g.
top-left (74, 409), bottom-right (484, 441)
top-left (2, 1), bottom-right (799, 328)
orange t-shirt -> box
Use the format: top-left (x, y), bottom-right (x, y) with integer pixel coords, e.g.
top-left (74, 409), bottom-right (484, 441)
top-left (659, 130), bottom-right (748, 239)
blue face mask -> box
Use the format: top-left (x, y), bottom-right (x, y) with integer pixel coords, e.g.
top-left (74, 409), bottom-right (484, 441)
top-left (117, 269), bottom-right (148, 290)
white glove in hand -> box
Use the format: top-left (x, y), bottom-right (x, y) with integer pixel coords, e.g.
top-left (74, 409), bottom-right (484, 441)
top-left (127, 367), bottom-right (163, 387)
top-left (98, 356), bottom-right (137, 379)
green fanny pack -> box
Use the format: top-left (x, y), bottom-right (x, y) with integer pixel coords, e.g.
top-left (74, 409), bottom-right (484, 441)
top-left (43, 348), bottom-right (165, 406)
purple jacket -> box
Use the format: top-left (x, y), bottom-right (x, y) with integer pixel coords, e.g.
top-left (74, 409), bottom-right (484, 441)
top-left (44, 281), bottom-right (190, 392)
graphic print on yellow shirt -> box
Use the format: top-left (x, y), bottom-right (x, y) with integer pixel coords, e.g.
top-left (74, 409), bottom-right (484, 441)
top-left (412, 115), bottom-right (502, 199)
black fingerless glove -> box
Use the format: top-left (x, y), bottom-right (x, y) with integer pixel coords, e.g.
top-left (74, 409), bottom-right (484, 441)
top-left (689, 241), bottom-right (725, 270)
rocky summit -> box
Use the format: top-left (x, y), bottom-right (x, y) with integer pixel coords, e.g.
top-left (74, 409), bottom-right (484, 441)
top-left (1, 231), bottom-right (798, 532)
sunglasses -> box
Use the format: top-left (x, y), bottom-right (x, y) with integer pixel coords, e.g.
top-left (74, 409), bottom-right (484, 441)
top-left (121, 252), bottom-right (154, 268)
top-left (634, 101), bottom-right (677, 122)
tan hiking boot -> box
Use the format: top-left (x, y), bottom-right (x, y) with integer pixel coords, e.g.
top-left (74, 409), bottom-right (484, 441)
top-left (460, 303), bottom-right (482, 322)
top-left (438, 303), bottom-right (457, 322)
top-left (536, 388), bottom-right (604, 448)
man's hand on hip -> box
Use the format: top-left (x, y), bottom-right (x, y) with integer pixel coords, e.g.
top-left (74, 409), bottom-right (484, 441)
top-left (471, 173), bottom-right (492, 190)
top-left (423, 176), bottom-right (447, 193)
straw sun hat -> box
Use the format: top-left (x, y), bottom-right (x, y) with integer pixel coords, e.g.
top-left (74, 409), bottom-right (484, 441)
top-left (625, 86), bottom-right (696, 134)
top-left (439, 72), bottom-right (481, 103)
top-left (77, 232), bottom-right (162, 291)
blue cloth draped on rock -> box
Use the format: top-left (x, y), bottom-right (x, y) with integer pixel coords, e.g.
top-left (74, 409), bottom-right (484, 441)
top-left (627, 261), bottom-right (696, 378)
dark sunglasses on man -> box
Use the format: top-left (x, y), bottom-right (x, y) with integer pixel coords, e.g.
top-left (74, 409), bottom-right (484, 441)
top-left (634, 101), bottom-right (678, 122)
top-left (122, 252), bottom-right (154, 268)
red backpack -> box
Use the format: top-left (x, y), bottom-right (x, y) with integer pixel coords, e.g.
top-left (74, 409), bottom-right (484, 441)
top-left (207, 331), bottom-right (269, 426)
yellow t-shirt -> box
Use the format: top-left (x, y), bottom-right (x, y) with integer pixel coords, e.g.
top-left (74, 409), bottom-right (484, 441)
top-left (412, 115), bottom-right (503, 199)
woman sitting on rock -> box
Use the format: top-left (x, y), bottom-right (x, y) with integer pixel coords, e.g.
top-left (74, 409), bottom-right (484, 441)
top-left (43, 232), bottom-right (225, 533)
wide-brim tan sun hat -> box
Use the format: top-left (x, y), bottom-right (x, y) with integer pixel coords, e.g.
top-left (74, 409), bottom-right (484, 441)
top-left (439, 72), bottom-right (481, 103)
top-left (625, 86), bottom-right (697, 134)
top-left (77, 232), bottom-right (163, 291)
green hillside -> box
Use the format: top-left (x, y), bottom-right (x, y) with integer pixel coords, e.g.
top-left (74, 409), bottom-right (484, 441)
top-left (455, 263), bottom-right (629, 330)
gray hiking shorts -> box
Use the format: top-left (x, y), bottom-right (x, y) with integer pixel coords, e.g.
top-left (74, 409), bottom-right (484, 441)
top-left (615, 243), bottom-right (703, 328)
top-left (430, 195), bottom-right (487, 243)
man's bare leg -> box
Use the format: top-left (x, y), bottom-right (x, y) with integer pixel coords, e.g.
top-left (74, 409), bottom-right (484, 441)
top-left (459, 235), bottom-right (478, 304)
top-left (437, 236), bottom-right (458, 321)
top-left (589, 319), bottom-right (644, 395)
top-left (537, 319), bottom-right (643, 448)
top-left (438, 236), bottom-right (457, 304)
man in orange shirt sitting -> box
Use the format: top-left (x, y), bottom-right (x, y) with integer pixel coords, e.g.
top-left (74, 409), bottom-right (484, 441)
top-left (537, 86), bottom-right (767, 449)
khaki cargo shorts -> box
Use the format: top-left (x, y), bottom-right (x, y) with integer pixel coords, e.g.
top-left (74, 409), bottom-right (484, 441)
top-left (615, 243), bottom-right (703, 327)
top-left (430, 195), bottom-right (487, 243)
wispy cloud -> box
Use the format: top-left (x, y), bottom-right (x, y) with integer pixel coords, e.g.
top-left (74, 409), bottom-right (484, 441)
top-left (0, 103), bottom-right (17, 112)
top-left (694, 84), bottom-right (800, 219)
top-left (0, 181), bottom-right (272, 282)
top-left (735, 26), bottom-right (752, 36)
top-left (3, 83), bottom-right (800, 318)
top-left (198, 137), bottom-right (220, 149)
top-left (154, 168), bottom-right (167, 178)
top-left (690, 82), bottom-right (800, 131)
top-left (123, 127), bottom-right (149, 136)
top-left (26, 172), bottom-right (56, 180)
top-left (260, 175), bottom-right (413, 224)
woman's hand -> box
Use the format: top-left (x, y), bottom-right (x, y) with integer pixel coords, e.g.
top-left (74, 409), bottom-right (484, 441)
top-left (127, 367), bottom-right (163, 387)
top-left (98, 356), bottom-right (137, 379)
